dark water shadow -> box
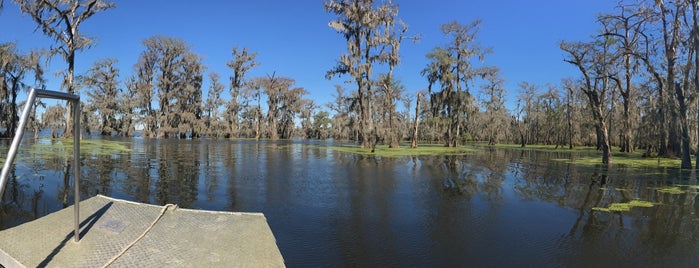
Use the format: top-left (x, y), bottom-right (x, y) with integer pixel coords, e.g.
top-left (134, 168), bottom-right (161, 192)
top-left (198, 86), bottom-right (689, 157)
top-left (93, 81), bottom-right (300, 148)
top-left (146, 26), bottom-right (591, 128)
top-left (38, 201), bottom-right (113, 267)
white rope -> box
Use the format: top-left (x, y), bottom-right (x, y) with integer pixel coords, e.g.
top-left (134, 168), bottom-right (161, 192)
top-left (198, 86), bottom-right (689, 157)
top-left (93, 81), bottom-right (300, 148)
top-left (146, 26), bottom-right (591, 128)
top-left (101, 203), bottom-right (178, 268)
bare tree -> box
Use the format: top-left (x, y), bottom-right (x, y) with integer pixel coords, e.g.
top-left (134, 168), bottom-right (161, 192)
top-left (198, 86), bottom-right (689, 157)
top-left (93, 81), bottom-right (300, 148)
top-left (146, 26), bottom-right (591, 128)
top-left (656, 0), bottom-right (686, 159)
top-left (599, 3), bottom-right (651, 153)
top-left (561, 39), bottom-right (615, 164)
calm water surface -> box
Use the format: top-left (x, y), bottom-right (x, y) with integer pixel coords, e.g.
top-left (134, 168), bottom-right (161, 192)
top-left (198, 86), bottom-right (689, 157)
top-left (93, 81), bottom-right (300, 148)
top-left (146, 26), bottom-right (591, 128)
top-left (1, 137), bottom-right (698, 267)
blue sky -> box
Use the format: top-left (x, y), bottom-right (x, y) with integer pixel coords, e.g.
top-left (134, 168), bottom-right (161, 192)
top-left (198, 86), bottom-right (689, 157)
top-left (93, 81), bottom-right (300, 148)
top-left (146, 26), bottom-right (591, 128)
top-left (1, 0), bottom-right (617, 111)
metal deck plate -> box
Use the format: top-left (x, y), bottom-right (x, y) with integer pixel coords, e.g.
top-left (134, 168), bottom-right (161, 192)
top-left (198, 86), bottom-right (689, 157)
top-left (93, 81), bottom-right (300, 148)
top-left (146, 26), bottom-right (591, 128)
top-left (98, 219), bottom-right (129, 234)
top-left (0, 195), bottom-right (284, 267)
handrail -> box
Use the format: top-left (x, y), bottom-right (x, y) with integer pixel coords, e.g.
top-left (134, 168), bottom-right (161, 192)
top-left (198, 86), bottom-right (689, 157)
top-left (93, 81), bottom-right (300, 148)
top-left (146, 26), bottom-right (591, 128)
top-left (0, 88), bottom-right (81, 243)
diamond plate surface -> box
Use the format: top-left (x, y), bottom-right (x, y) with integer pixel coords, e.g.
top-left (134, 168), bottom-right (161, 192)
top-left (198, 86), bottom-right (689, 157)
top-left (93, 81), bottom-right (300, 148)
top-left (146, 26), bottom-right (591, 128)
top-left (0, 195), bottom-right (284, 267)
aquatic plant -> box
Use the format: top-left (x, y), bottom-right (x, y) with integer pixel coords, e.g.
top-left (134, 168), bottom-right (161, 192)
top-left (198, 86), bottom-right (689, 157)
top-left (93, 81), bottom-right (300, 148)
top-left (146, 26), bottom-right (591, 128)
top-left (654, 186), bottom-right (686, 195)
top-left (592, 199), bottom-right (654, 212)
top-left (28, 138), bottom-right (130, 159)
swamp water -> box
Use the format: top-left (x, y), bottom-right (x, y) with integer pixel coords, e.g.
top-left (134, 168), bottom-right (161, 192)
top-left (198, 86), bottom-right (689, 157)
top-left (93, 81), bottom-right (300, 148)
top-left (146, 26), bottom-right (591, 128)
top-left (1, 137), bottom-right (698, 267)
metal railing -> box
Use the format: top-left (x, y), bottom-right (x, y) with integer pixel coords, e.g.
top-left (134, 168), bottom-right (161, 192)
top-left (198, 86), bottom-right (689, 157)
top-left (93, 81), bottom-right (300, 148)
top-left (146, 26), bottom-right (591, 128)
top-left (0, 88), bottom-right (81, 242)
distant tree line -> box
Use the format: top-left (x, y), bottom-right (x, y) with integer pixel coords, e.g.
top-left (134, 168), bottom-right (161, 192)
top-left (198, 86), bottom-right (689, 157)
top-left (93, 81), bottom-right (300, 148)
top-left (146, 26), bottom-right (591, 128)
top-left (5, 0), bottom-right (699, 168)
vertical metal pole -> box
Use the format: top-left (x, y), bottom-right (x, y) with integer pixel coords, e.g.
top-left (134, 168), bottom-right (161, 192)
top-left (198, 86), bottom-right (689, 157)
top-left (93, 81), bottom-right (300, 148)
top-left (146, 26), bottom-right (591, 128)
top-left (0, 88), bottom-right (37, 198)
top-left (73, 99), bottom-right (81, 242)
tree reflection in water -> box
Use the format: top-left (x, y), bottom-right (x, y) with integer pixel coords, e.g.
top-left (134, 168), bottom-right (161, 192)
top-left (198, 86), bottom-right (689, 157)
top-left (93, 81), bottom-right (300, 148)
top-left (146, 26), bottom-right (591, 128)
top-left (0, 138), bottom-right (698, 266)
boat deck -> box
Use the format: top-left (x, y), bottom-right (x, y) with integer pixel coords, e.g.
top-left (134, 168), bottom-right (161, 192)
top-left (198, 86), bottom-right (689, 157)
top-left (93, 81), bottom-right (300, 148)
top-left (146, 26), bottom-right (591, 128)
top-left (0, 195), bottom-right (284, 267)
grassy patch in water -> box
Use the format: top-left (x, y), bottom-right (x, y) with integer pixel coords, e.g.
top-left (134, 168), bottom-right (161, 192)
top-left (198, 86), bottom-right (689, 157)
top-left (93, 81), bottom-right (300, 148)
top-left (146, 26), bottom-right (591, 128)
top-left (497, 143), bottom-right (685, 169)
top-left (30, 138), bottom-right (130, 158)
top-left (552, 153), bottom-right (683, 169)
top-left (654, 186), bottom-right (688, 195)
top-left (325, 144), bottom-right (475, 157)
top-left (592, 199), bottom-right (655, 212)
top-left (494, 143), bottom-right (598, 152)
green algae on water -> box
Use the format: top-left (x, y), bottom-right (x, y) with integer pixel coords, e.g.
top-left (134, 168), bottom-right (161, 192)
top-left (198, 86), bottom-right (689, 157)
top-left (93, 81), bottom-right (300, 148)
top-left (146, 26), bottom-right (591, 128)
top-left (30, 138), bottom-right (130, 158)
top-left (592, 199), bottom-right (655, 212)
top-left (654, 186), bottom-right (686, 195)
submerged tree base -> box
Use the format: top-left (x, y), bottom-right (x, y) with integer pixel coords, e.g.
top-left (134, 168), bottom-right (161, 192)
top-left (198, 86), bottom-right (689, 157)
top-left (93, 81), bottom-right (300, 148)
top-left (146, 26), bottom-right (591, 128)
top-left (324, 144), bottom-right (474, 157)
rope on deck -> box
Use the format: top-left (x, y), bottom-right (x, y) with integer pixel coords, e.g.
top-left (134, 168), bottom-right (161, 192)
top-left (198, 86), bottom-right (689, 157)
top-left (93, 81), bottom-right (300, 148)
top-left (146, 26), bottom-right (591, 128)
top-left (101, 203), bottom-right (178, 268)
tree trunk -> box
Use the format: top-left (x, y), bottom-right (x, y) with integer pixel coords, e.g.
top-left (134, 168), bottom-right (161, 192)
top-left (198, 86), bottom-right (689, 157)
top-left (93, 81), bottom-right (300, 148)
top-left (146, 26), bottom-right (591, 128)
top-left (388, 99), bottom-right (399, 148)
top-left (597, 111), bottom-right (612, 165)
top-left (64, 49), bottom-right (76, 138)
top-left (411, 92), bottom-right (421, 148)
top-left (675, 82), bottom-right (692, 169)
top-left (620, 99), bottom-right (633, 153)
top-left (9, 80), bottom-right (19, 138)
top-left (693, 3), bottom-right (699, 169)
top-left (567, 88), bottom-right (573, 149)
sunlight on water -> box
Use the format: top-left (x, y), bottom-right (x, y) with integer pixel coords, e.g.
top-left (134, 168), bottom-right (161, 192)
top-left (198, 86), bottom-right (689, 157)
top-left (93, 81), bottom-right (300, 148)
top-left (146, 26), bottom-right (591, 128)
top-left (1, 137), bottom-right (698, 267)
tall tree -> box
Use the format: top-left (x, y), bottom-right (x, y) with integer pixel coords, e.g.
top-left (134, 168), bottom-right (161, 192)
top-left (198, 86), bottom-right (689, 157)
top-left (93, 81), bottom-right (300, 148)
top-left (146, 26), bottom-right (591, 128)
top-left (175, 52), bottom-right (204, 138)
top-left (204, 72), bottom-right (226, 137)
top-left (311, 110), bottom-right (332, 139)
top-left (299, 99), bottom-right (317, 139)
top-left (15, 0), bottom-right (115, 137)
top-left (480, 67), bottom-right (508, 145)
top-left (410, 91), bottom-right (422, 148)
top-left (599, 4), bottom-right (650, 153)
top-left (377, 74), bottom-right (405, 147)
top-left (240, 78), bottom-right (264, 139)
top-left (133, 35), bottom-right (203, 138)
top-left (324, 0), bottom-right (401, 148)
top-left (657, 0), bottom-right (686, 159)
top-left (327, 85), bottom-right (354, 140)
top-left (254, 74), bottom-right (308, 140)
top-left (561, 38), bottom-right (615, 164)
top-left (377, 7), bottom-right (415, 148)
top-left (119, 76), bottom-right (138, 137)
top-left (514, 81), bottom-right (538, 147)
top-left (42, 104), bottom-right (65, 138)
top-left (691, 0), bottom-right (699, 169)
top-left (129, 53), bottom-right (157, 137)
top-left (0, 43), bottom-right (44, 138)
top-left (422, 20), bottom-right (490, 147)
top-left (79, 58), bottom-right (119, 136)
top-left (226, 46), bottom-right (258, 138)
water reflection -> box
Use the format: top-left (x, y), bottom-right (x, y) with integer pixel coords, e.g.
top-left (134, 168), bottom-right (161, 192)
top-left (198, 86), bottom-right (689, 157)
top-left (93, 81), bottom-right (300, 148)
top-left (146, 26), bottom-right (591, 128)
top-left (1, 138), bottom-right (698, 266)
